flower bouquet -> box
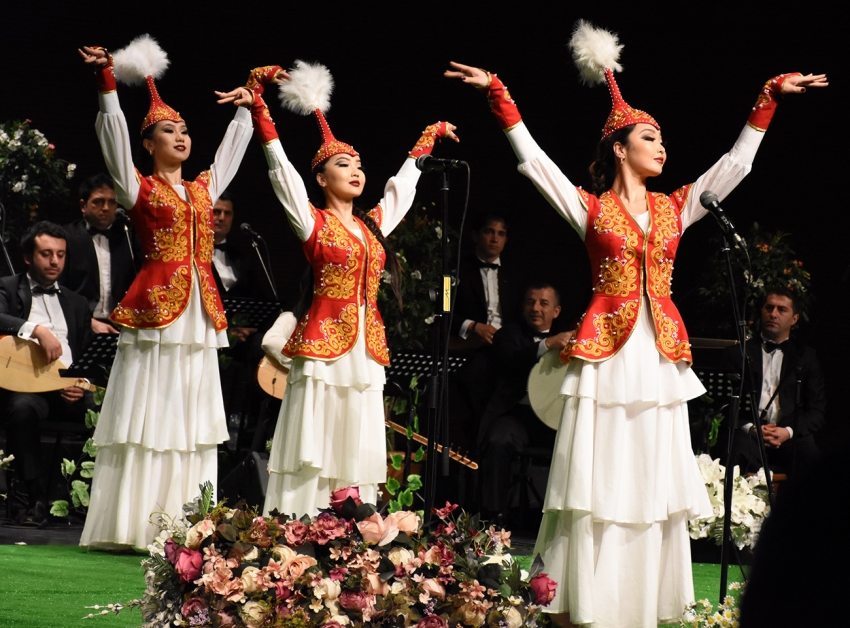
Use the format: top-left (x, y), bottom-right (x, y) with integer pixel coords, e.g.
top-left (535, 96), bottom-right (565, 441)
top-left (87, 484), bottom-right (557, 627)
top-left (688, 455), bottom-right (770, 550)
top-left (680, 582), bottom-right (744, 628)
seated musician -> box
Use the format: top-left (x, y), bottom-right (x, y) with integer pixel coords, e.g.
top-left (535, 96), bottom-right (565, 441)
top-left (0, 222), bottom-right (92, 525)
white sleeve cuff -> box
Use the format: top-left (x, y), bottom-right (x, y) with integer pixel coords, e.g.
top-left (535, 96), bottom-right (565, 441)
top-left (18, 321), bottom-right (36, 340)
top-left (459, 319), bottom-right (474, 339)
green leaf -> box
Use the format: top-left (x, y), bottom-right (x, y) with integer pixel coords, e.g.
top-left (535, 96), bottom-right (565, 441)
top-left (385, 476), bottom-right (400, 496)
top-left (406, 425), bottom-right (413, 440)
top-left (93, 387), bottom-right (106, 406)
top-left (406, 474), bottom-right (423, 491)
top-left (79, 461), bottom-right (96, 479)
top-left (392, 398), bottom-right (407, 415)
top-left (390, 453), bottom-right (404, 471)
top-left (60, 458), bottom-right (76, 478)
top-left (387, 498), bottom-right (401, 514)
top-left (82, 438), bottom-right (98, 458)
top-left (409, 374), bottom-right (419, 390)
top-left (70, 480), bottom-right (90, 507)
top-left (399, 489), bottom-right (414, 508)
top-left (50, 500), bottom-right (69, 517)
top-left (84, 409), bottom-right (99, 429)
top-left (412, 446), bottom-right (425, 463)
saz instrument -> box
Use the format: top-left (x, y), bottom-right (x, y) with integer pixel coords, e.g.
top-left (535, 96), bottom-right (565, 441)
top-left (527, 349), bottom-right (568, 430)
top-left (384, 418), bottom-right (478, 470)
top-left (256, 355), bottom-right (289, 400)
top-left (0, 335), bottom-right (99, 393)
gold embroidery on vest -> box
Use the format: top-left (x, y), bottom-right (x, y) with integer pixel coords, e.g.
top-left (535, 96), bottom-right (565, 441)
top-left (650, 300), bottom-right (691, 360)
top-left (365, 302), bottom-right (390, 364)
top-left (286, 303), bottom-right (359, 357)
top-left (315, 217), bottom-right (360, 300)
top-left (647, 193), bottom-right (678, 298)
top-left (113, 266), bottom-right (191, 325)
top-left (571, 299), bottom-right (639, 358)
top-left (189, 180), bottom-right (215, 264)
top-left (197, 265), bottom-right (227, 328)
top-left (149, 183), bottom-right (189, 263)
top-left (594, 193), bottom-right (639, 296)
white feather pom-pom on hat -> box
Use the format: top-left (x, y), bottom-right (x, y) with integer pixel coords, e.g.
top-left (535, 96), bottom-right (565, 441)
top-left (278, 60), bottom-right (358, 170)
top-left (112, 34), bottom-right (170, 86)
top-left (111, 34), bottom-right (182, 133)
top-left (278, 60), bottom-right (334, 115)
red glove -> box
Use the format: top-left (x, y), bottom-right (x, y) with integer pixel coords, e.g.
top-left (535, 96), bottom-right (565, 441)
top-left (748, 73), bottom-right (801, 131)
top-left (92, 47), bottom-right (116, 93)
top-left (481, 72), bottom-right (522, 131)
top-left (250, 93), bottom-right (278, 144)
top-left (408, 121), bottom-right (450, 159)
top-left (245, 65), bottom-right (285, 99)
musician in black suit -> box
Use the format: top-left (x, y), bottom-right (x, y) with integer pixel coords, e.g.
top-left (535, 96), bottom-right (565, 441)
top-left (60, 173), bottom-right (139, 334)
top-left (0, 222), bottom-right (92, 524)
top-left (478, 282), bottom-right (572, 521)
top-left (729, 287), bottom-right (826, 476)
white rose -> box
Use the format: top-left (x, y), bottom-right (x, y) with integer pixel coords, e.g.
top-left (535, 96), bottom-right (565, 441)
top-left (185, 518), bottom-right (215, 549)
top-left (502, 606), bottom-right (523, 628)
top-left (387, 546), bottom-right (414, 567)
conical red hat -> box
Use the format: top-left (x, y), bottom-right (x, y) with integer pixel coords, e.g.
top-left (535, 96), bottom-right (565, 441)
top-left (601, 69), bottom-right (658, 138)
top-left (141, 76), bottom-right (183, 133)
top-left (311, 108), bottom-right (358, 171)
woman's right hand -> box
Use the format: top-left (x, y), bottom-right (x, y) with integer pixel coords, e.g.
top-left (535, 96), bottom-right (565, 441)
top-left (215, 87), bottom-right (254, 107)
top-left (444, 61), bottom-right (490, 88)
top-left (78, 46), bottom-right (109, 67)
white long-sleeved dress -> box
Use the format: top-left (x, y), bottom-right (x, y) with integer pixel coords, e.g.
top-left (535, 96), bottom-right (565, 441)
top-left (506, 121), bottom-right (764, 627)
top-left (259, 139), bottom-right (421, 517)
top-left (80, 92), bottom-right (253, 550)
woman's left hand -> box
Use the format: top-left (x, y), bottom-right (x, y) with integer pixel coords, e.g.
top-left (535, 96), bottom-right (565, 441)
top-left (215, 87), bottom-right (254, 107)
top-left (444, 122), bottom-right (460, 143)
top-left (779, 73), bottom-right (828, 94)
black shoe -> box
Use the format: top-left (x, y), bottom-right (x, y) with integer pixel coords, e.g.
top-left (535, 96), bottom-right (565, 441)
top-left (18, 501), bottom-right (47, 527)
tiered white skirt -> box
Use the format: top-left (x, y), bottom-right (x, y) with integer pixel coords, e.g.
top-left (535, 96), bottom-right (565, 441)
top-left (534, 299), bottom-right (713, 628)
top-left (264, 307), bottom-right (386, 517)
top-left (80, 271), bottom-right (229, 550)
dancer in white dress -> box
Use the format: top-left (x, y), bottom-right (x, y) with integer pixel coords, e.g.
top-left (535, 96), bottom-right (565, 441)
top-left (218, 62), bottom-right (458, 517)
top-left (78, 37), bottom-right (253, 550)
top-left (446, 21), bottom-right (826, 628)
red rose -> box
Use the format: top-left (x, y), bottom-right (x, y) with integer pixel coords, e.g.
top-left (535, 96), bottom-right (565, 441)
top-left (329, 486), bottom-right (362, 513)
top-left (175, 547), bottom-right (203, 584)
top-left (283, 520), bottom-right (310, 546)
top-left (529, 573), bottom-right (558, 606)
top-left (339, 590), bottom-right (373, 611)
top-left (310, 512), bottom-right (347, 545)
top-left (273, 581), bottom-right (292, 600)
top-left (163, 538), bottom-right (179, 564)
top-left (416, 615), bottom-right (449, 628)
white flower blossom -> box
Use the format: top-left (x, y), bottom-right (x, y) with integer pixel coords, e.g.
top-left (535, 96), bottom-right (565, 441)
top-left (410, 270), bottom-right (422, 281)
top-left (424, 315), bottom-right (435, 325)
top-left (435, 225), bottom-right (442, 238)
top-left (12, 181), bottom-right (26, 193)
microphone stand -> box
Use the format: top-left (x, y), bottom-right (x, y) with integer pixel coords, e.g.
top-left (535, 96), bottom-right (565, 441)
top-left (248, 235), bottom-right (279, 303)
top-left (0, 201), bottom-right (14, 276)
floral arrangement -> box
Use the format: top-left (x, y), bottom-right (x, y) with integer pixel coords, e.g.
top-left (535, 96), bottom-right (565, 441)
top-left (0, 449), bottom-right (14, 473)
top-left (680, 582), bottom-right (744, 628)
top-left (688, 455), bottom-right (770, 550)
top-left (87, 484), bottom-right (557, 627)
top-left (0, 119), bottom-right (76, 241)
top-left (694, 222), bottom-right (812, 335)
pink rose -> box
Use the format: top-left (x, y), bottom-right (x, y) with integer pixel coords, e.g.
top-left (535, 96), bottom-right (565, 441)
top-left (416, 615), bottom-right (449, 628)
top-left (364, 572), bottom-right (390, 596)
top-left (180, 597), bottom-right (208, 619)
top-left (163, 538), bottom-right (179, 564)
top-left (356, 513), bottom-right (399, 547)
top-left (175, 547), bottom-right (203, 583)
top-left (283, 554), bottom-right (318, 579)
top-left (283, 520), bottom-right (310, 546)
top-left (329, 486), bottom-right (362, 513)
top-left (529, 573), bottom-right (558, 606)
top-left (386, 510), bottom-right (421, 534)
top-left (185, 518), bottom-right (216, 549)
top-left (310, 512), bottom-right (348, 545)
top-left (339, 590), bottom-right (373, 611)
top-left (273, 581), bottom-right (292, 600)
top-left (421, 578), bottom-right (446, 600)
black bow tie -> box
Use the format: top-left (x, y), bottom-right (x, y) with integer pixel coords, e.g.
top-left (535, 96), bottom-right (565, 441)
top-left (478, 261), bottom-right (499, 270)
top-left (88, 226), bottom-right (111, 237)
top-left (214, 242), bottom-right (229, 251)
top-left (763, 340), bottom-right (787, 353)
top-left (32, 285), bottom-right (60, 295)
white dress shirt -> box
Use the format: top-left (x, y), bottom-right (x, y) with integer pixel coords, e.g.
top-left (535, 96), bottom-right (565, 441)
top-left (87, 222), bottom-right (113, 319)
top-left (459, 256), bottom-right (502, 339)
top-left (17, 275), bottom-right (74, 367)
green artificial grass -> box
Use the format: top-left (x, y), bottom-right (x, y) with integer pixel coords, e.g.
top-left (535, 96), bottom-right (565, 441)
top-left (0, 546), bottom-right (744, 628)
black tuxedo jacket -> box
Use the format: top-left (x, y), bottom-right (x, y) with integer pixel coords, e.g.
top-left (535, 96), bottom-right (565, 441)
top-left (0, 273), bottom-right (92, 363)
top-left (60, 218), bottom-right (140, 316)
top-left (211, 234), bottom-right (277, 301)
top-left (478, 321), bottom-right (550, 443)
top-left (726, 337), bottom-right (826, 438)
top-left (451, 256), bottom-right (523, 336)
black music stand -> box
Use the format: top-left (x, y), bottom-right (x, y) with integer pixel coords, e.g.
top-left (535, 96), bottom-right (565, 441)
top-left (58, 333), bottom-right (119, 387)
top-left (222, 297), bottom-right (282, 328)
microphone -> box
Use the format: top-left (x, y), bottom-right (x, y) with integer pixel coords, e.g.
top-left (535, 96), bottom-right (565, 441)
top-left (240, 223), bottom-right (263, 240)
top-left (699, 191), bottom-right (744, 247)
top-left (115, 208), bottom-right (130, 223)
top-left (415, 154), bottom-right (464, 173)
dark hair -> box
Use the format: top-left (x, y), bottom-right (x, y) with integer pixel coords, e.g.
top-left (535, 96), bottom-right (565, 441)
top-left (471, 212), bottom-right (508, 234)
top-left (589, 124), bottom-right (635, 196)
top-left (21, 221), bottom-right (68, 258)
top-left (525, 281), bottom-right (561, 306)
top-left (762, 285), bottom-right (801, 315)
top-left (217, 189), bottom-right (234, 204)
top-left (79, 173), bottom-right (114, 203)
top-left (311, 160), bottom-right (404, 309)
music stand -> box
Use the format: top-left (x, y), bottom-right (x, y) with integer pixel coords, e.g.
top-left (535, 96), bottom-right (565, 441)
top-left (386, 351), bottom-right (466, 382)
top-left (58, 333), bottom-right (119, 387)
top-left (222, 298), bottom-right (282, 328)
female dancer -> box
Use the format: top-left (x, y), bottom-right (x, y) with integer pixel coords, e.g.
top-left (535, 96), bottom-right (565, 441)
top-left (217, 62), bottom-right (457, 516)
top-left (446, 21), bottom-right (825, 628)
top-left (78, 37), bottom-right (253, 549)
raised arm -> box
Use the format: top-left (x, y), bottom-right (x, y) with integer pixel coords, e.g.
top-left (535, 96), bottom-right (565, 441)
top-left (79, 46), bottom-right (140, 209)
top-left (376, 121), bottom-right (459, 236)
top-left (445, 62), bottom-right (590, 237)
top-left (676, 72), bottom-right (828, 230)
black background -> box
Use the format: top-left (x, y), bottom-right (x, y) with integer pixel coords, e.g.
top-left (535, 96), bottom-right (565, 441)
top-left (2, 3), bottom-right (845, 449)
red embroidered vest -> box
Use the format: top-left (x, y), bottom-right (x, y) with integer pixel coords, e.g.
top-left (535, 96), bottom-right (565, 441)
top-left (561, 187), bottom-right (693, 365)
top-left (283, 205), bottom-right (390, 365)
top-left (110, 171), bottom-right (227, 331)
